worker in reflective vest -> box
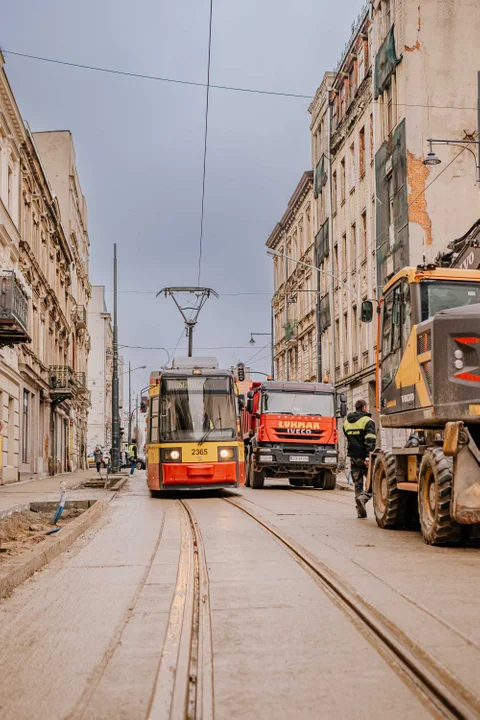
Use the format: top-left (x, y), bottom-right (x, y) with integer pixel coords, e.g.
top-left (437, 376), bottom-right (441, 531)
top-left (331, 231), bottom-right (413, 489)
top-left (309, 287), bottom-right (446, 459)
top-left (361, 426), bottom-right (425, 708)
top-left (128, 441), bottom-right (138, 476)
top-left (343, 399), bottom-right (377, 519)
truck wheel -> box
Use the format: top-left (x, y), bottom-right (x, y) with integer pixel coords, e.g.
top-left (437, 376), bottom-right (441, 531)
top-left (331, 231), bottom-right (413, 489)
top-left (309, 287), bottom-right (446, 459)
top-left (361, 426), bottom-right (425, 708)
top-left (373, 452), bottom-right (406, 529)
top-left (322, 471), bottom-right (336, 490)
top-left (418, 448), bottom-right (461, 545)
top-left (251, 463), bottom-right (266, 489)
top-left (244, 452), bottom-right (251, 487)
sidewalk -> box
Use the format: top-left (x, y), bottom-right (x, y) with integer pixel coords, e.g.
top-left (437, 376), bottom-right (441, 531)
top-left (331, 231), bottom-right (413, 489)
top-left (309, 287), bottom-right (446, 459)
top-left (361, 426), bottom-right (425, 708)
top-left (0, 469), bottom-right (103, 517)
top-left (336, 471), bottom-right (353, 492)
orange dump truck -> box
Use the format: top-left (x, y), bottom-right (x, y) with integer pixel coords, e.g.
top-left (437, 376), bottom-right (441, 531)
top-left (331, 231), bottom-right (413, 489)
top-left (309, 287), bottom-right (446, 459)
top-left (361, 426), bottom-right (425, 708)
top-left (242, 380), bottom-right (346, 489)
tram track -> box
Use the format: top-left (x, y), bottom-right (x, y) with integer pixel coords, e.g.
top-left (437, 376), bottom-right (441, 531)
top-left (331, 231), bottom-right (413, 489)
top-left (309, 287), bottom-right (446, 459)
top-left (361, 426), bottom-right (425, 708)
top-left (224, 495), bottom-right (480, 720)
top-left (148, 499), bottom-right (214, 720)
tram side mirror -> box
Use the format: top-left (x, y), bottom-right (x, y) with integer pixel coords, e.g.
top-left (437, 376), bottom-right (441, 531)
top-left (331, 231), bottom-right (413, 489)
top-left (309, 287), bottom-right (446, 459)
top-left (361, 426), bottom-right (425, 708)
top-left (361, 300), bottom-right (373, 323)
top-left (238, 394), bottom-right (245, 410)
top-left (337, 392), bottom-right (347, 418)
top-left (140, 396), bottom-right (148, 414)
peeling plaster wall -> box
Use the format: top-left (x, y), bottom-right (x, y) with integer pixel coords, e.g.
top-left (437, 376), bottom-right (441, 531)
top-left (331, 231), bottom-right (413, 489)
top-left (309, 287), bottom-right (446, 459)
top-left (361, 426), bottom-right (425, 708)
top-left (397, 0), bottom-right (480, 260)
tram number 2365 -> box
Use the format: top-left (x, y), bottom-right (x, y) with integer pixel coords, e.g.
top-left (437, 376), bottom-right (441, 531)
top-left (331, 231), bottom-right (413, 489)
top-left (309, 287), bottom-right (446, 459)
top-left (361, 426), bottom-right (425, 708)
top-left (191, 448), bottom-right (208, 456)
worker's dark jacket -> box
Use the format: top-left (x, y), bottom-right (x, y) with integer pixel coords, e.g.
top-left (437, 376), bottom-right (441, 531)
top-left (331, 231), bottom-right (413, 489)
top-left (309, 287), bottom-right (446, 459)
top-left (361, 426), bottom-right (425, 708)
top-left (343, 411), bottom-right (376, 460)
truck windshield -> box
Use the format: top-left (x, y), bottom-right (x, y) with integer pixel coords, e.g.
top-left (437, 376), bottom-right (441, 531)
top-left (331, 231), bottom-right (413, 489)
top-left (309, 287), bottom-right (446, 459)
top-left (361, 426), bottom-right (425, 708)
top-left (159, 376), bottom-right (236, 442)
top-left (421, 281), bottom-right (480, 320)
top-left (261, 391), bottom-right (334, 416)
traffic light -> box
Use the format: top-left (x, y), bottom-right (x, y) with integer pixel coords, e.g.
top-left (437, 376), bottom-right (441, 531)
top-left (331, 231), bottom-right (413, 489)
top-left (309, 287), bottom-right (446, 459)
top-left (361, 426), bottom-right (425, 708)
top-left (237, 363), bottom-right (245, 382)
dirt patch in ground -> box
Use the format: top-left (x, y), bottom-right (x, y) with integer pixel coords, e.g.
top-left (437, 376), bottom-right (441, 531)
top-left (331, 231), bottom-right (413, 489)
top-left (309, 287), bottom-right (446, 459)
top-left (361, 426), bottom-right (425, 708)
top-left (0, 508), bottom-right (85, 559)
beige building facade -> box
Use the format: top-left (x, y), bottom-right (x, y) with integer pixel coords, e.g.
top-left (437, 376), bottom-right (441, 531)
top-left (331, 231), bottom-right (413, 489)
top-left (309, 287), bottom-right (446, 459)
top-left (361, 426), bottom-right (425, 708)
top-left (267, 172), bottom-right (318, 383)
top-left (0, 52), bottom-right (91, 482)
top-left (269, 0), bottom-right (480, 458)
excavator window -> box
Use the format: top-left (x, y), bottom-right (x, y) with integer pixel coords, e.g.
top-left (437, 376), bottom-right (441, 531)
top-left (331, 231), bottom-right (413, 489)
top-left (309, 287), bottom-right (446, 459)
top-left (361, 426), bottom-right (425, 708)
top-left (420, 281), bottom-right (480, 320)
top-left (382, 283), bottom-right (402, 390)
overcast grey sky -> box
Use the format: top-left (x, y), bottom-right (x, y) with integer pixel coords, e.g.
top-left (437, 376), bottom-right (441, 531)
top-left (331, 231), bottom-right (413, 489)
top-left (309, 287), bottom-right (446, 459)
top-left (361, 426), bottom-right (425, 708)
top-left (3, 0), bottom-right (363, 396)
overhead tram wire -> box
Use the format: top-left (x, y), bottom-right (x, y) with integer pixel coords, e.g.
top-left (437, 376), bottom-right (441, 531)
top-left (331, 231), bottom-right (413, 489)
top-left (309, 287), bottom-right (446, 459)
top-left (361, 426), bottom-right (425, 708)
top-left (196, 0), bottom-right (213, 286)
top-left (2, 49), bottom-right (479, 111)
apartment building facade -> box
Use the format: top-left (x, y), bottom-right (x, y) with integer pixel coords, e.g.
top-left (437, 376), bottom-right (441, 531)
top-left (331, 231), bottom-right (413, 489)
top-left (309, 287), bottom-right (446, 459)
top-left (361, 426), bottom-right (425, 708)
top-left (269, 0), bottom-right (480, 455)
top-left (0, 52), bottom-right (91, 482)
top-left (33, 131), bottom-right (91, 471)
top-left (267, 171), bottom-right (318, 383)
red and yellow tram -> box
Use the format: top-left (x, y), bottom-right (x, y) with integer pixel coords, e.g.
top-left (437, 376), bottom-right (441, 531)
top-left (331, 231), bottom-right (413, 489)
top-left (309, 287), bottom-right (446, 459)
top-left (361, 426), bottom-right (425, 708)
top-left (146, 359), bottom-right (244, 492)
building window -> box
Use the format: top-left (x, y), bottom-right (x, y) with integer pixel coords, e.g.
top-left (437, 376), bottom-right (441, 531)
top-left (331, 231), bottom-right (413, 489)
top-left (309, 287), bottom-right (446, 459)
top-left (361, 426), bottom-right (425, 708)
top-left (388, 174), bottom-right (395, 249)
top-left (7, 166), bottom-right (13, 214)
top-left (332, 171), bottom-right (337, 213)
top-left (351, 224), bottom-right (357, 272)
top-left (22, 389), bottom-right (29, 464)
top-left (335, 319), bottom-right (340, 370)
top-left (359, 127), bottom-right (365, 176)
top-left (343, 312), bottom-right (348, 364)
top-left (358, 45), bottom-right (365, 85)
top-left (334, 244), bottom-right (339, 288)
top-left (386, 82), bottom-right (393, 136)
top-left (342, 233), bottom-right (347, 280)
top-left (361, 211), bottom-right (367, 261)
top-left (370, 113), bottom-right (374, 160)
top-left (340, 159), bottom-right (346, 203)
top-left (352, 306), bottom-right (358, 357)
top-left (349, 143), bottom-right (355, 189)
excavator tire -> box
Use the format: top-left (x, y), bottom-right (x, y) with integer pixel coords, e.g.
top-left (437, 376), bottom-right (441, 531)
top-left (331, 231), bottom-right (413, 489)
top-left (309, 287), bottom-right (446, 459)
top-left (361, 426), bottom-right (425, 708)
top-left (373, 451), bottom-right (406, 529)
top-left (418, 447), bottom-right (461, 545)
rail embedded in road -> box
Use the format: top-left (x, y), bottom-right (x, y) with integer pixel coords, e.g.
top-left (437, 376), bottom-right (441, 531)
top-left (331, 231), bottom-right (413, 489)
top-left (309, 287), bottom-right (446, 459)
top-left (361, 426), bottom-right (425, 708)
top-left (223, 496), bottom-right (480, 720)
top-left (148, 499), bottom-right (213, 719)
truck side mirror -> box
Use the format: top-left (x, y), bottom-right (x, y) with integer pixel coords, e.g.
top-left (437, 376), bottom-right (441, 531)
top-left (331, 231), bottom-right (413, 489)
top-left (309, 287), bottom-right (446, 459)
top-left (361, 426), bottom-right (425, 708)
top-left (337, 392), bottom-right (347, 418)
top-left (361, 300), bottom-right (373, 323)
top-left (246, 397), bottom-right (254, 413)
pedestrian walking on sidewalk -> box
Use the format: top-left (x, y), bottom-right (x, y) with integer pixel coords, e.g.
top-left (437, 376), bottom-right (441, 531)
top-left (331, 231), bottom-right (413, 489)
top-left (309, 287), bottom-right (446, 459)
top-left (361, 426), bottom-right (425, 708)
top-left (343, 399), bottom-right (376, 519)
top-left (93, 446), bottom-right (103, 479)
top-left (128, 440), bottom-right (138, 476)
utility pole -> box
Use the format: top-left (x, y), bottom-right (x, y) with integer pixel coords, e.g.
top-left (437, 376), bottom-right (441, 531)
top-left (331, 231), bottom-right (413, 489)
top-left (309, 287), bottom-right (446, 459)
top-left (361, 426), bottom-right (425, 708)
top-left (135, 393), bottom-right (139, 442)
top-left (127, 360), bottom-right (132, 446)
top-left (111, 244), bottom-right (120, 473)
top-left (270, 302), bottom-right (275, 379)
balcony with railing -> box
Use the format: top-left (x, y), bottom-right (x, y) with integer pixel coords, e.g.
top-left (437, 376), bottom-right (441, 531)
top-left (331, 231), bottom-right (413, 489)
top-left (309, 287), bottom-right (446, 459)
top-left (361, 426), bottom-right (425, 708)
top-left (74, 305), bottom-right (87, 329)
top-left (75, 371), bottom-right (88, 392)
top-left (0, 271), bottom-right (30, 346)
top-left (49, 366), bottom-right (75, 406)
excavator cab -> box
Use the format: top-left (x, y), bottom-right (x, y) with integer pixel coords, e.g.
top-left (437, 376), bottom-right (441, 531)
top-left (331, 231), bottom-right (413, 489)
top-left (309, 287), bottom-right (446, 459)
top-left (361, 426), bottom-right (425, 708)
top-left (362, 265), bottom-right (480, 544)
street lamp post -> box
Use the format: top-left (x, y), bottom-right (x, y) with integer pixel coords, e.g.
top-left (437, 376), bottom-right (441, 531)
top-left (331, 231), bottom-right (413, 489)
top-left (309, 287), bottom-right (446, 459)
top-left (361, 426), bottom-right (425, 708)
top-left (423, 137), bottom-right (480, 184)
top-left (127, 364), bottom-right (147, 446)
top-left (249, 332), bottom-right (274, 379)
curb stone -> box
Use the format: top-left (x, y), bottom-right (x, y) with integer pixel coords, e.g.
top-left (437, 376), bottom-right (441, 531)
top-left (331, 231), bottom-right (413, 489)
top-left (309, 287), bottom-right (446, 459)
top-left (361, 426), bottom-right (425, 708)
top-left (0, 498), bottom-right (109, 599)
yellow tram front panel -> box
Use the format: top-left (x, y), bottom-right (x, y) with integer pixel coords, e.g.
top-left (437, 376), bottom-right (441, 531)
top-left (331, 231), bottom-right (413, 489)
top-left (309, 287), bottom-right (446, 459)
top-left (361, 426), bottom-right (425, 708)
top-left (147, 440), bottom-right (244, 489)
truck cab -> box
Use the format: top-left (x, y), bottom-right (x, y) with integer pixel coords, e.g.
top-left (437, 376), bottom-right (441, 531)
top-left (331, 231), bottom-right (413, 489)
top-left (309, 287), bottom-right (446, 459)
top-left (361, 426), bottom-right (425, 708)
top-left (243, 380), bottom-right (346, 489)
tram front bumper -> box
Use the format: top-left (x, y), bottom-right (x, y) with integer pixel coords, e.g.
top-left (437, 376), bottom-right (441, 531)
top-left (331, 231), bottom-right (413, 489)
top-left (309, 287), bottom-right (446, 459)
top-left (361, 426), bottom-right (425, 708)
top-left (161, 461), bottom-right (238, 487)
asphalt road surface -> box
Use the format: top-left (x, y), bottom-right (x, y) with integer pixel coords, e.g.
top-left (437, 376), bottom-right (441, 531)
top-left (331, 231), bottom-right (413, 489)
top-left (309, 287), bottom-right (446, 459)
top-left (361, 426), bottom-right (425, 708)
top-left (1, 473), bottom-right (480, 719)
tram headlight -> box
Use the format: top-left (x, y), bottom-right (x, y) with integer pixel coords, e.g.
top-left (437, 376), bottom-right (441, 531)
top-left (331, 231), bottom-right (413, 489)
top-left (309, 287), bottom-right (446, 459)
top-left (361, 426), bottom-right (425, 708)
top-left (218, 447), bottom-right (236, 461)
top-left (163, 448), bottom-right (182, 462)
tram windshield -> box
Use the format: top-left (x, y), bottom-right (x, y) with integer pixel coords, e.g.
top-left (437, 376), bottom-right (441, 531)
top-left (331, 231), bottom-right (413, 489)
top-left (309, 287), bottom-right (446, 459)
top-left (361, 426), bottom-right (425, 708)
top-left (157, 376), bottom-right (237, 442)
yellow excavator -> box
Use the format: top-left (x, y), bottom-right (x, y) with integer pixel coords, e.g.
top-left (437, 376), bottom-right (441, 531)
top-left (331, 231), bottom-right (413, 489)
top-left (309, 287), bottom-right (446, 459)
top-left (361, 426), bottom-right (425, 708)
top-left (362, 263), bottom-right (480, 544)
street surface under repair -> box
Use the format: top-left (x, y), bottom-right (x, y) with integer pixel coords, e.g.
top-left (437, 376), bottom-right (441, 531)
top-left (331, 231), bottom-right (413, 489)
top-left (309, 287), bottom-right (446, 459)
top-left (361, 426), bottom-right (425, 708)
top-left (1, 473), bottom-right (480, 719)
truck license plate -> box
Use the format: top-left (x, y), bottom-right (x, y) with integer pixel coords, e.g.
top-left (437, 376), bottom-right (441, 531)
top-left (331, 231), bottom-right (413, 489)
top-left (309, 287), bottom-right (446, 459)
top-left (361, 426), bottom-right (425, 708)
top-left (289, 455), bottom-right (309, 462)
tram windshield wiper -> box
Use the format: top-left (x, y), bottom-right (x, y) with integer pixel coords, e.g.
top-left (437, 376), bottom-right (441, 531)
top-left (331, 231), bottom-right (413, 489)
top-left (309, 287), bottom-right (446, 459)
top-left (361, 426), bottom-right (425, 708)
top-left (197, 418), bottom-right (221, 446)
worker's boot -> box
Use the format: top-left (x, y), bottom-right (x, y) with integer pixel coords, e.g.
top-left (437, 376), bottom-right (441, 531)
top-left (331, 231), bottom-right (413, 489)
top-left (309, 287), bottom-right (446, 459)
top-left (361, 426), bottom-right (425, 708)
top-left (356, 494), bottom-right (368, 518)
